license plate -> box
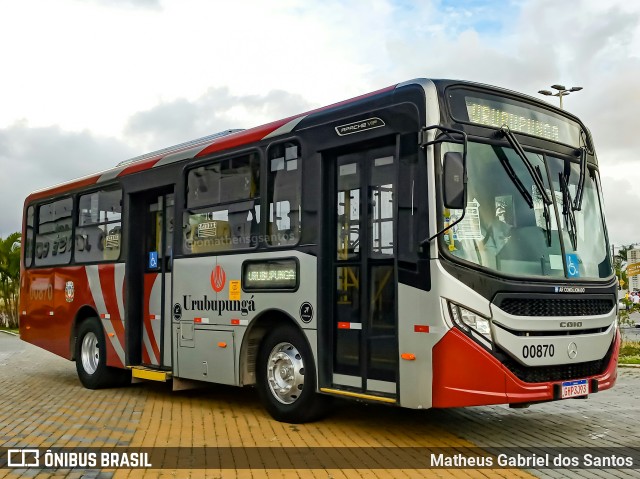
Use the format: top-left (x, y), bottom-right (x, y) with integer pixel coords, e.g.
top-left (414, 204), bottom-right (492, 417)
top-left (561, 379), bottom-right (589, 398)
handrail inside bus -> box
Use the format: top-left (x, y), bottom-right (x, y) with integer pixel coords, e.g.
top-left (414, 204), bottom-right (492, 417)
top-left (116, 129), bottom-right (245, 168)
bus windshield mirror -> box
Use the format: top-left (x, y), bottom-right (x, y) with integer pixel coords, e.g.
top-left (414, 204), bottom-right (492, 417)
top-left (500, 126), bottom-right (552, 207)
top-left (443, 151), bottom-right (466, 209)
top-left (421, 151), bottom-right (467, 247)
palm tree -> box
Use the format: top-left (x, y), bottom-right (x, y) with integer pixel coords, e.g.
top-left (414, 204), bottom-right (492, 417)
top-left (0, 232), bottom-right (21, 328)
top-left (617, 245), bottom-right (631, 263)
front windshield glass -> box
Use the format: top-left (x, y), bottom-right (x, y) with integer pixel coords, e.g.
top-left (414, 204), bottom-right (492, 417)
top-left (442, 142), bottom-right (610, 279)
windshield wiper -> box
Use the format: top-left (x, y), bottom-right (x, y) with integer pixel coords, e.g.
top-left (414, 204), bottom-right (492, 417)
top-left (573, 147), bottom-right (587, 211)
top-left (559, 171), bottom-right (578, 250)
top-left (536, 165), bottom-right (552, 247)
top-left (500, 126), bottom-right (552, 207)
top-left (492, 145), bottom-right (533, 208)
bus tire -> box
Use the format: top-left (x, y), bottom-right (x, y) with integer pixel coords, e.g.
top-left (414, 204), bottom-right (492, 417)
top-left (75, 317), bottom-right (129, 389)
top-left (256, 324), bottom-right (330, 423)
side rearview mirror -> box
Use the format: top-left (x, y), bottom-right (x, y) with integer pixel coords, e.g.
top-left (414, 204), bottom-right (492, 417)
top-left (443, 151), bottom-right (466, 209)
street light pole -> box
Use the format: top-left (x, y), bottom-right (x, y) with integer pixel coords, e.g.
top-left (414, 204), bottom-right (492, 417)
top-left (538, 84), bottom-right (583, 109)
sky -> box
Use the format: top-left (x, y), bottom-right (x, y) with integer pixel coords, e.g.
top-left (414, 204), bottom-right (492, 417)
top-left (1, 0), bottom-right (639, 248)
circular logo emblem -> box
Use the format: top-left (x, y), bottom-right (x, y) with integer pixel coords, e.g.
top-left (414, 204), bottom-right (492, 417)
top-left (64, 281), bottom-right (75, 303)
top-left (173, 303), bottom-right (182, 321)
top-left (211, 265), bottom-right (226, 293)
top-left (567, 342), bottom-right (578, 359)
top-left (300, 302), bottom-right (314, 323)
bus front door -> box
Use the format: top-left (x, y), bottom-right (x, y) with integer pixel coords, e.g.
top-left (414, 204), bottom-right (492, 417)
top-left (332, 143), bottom-right (398, 398)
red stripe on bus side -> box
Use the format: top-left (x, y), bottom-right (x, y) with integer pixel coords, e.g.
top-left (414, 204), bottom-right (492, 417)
top-left (98, 265), bottom-right (126, 352)
top-left (196, 122), bottom-right (288, 158)
top-left (26, 175), bottom-right (101, 202)
top-left (119, 157), bottom-right (163, 177)
top-left (143, 273), bottom-right (161, 364)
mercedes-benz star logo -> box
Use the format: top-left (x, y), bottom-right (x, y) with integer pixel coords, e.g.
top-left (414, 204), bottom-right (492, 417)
top-left (567, 342), bottom-right (578, 359)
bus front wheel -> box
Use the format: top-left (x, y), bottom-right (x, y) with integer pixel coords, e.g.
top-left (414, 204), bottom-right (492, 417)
top-left (256, 325), bottom-right (329, 423)
top-left (75, 318), bottom-right (129, 389)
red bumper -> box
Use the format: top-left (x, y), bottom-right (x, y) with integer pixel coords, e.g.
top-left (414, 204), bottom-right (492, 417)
top-left (432, 327), bottom-right (620, 408)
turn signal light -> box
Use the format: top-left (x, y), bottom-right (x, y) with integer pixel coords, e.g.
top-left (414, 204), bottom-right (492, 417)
top-left (401, 353), bottom-right (416, 361)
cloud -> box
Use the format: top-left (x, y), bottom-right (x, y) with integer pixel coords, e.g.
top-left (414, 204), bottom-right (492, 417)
top-left (600, 176), bottom-right (640, 246)
top-left (0, 123), bottom-right (135, 237)
top-left (83, 0), bottom-right (161, 9)
top-left (124, 87), bottom-right (314, 151)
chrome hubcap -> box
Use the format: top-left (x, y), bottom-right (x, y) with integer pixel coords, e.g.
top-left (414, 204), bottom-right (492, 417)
top-left (81, 332), bottom-right (99, 375)
top-left (266, 342), bottom-right (305, 404)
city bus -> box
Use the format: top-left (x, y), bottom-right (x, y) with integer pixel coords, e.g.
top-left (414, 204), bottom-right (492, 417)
top-left (19, 78), bottom-right (619, 423)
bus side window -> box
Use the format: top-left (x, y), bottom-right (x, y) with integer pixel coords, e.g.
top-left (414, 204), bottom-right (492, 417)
top-left (75, 188), bottom-right (122, 263)
top-left (34, 198), bottom-right (73, 267)
top-left (267, 142), bottom-right (300, 246)
top-left (24, 206), bottom-right (34, 267)
top-left (183, 152), bottom-right (260, 254)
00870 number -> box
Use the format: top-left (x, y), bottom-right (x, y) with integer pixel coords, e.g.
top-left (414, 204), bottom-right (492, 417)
top-left (522, 344), bottom-right (555, 359)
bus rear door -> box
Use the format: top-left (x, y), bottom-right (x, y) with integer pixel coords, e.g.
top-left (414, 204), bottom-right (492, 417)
top-left (132, 190), bottom-right (174, 368)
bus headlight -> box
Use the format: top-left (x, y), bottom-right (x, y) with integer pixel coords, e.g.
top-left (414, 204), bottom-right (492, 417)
top-left (448, 302), bottom-right (493, 349)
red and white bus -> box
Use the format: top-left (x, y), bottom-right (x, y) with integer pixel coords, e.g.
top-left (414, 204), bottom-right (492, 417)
top-left (20, 79), bottom-right (619, 423)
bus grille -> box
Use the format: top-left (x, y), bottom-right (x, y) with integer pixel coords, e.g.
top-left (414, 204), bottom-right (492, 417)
top-left (498, 298), bottom-right (614, 317)
top-left (498, 342), bottom-right (614, 383)
top-left (502, 358), bottom-right (605, 383)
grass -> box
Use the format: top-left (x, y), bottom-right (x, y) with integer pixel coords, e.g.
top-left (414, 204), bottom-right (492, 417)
top-left (619, 339), bottom-right (640, 365)
top-left (0, 327), bottom-right (18, 334)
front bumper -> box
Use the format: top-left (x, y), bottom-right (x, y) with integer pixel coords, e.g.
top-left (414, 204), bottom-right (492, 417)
top-left (431, 327), bottom-right (620, 408)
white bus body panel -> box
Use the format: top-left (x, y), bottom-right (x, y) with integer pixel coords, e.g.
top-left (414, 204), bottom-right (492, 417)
top-left (171, 251), bottom-right (318, 386)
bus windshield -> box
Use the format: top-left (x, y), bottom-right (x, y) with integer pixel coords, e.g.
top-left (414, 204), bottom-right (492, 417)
top-left (442, 142), bottom-right (611, 279)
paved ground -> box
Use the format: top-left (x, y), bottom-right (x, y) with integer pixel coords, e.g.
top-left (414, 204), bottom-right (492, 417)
top-left (0, 332), bottom-right (638, 479)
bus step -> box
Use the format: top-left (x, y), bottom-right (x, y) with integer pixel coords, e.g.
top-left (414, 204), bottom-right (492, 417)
top-left (320, 387), bottom-right (397, 404)
top-left (129, 366), bottom-right (172, 383)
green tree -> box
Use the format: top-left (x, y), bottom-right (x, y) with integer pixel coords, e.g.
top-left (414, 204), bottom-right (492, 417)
top-left (0, 232), bottom-right (21, 328)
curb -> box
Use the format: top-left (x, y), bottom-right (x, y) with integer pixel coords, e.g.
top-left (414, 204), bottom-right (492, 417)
top-left (0, 330), bottom-right (18, 337)
top-left (618, 363), bottom-right (640, 369)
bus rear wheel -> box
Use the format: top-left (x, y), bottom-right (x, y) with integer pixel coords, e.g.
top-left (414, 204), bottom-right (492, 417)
top-left (256, 325), bottom-right (329, 423)
top-left (75, 318), bottom-right (129, 389)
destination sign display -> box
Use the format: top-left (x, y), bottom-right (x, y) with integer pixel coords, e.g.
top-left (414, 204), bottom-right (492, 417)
top-left (448, 88), bottom-right (583, 147)
top-left (242, 258), bottom-right (298, 291)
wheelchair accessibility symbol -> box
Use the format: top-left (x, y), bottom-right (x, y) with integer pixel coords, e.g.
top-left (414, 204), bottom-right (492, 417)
top-left (148, 251), bottom-right (158, 269)
top-left (565, 254), bottom-right (580, 278)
